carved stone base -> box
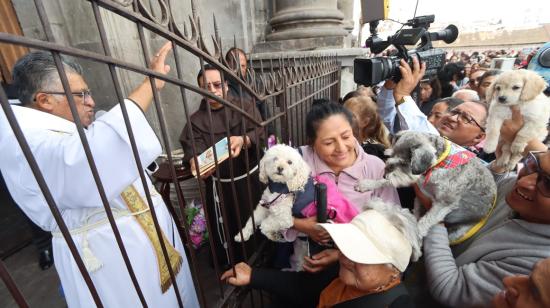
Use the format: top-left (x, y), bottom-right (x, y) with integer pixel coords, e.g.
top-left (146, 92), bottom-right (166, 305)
top-left (254, 35), bottom-right (351, 53)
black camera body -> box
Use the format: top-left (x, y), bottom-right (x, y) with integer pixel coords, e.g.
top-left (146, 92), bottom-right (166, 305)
top-left (354, 15), bottom-right (458, 86)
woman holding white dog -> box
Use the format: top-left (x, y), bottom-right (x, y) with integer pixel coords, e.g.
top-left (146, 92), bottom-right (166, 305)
top-left (221, 100), bottom-right (400, 307)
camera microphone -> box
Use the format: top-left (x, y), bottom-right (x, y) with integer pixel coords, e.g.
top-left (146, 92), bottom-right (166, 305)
top-left (354, 15), bottom-right (459, 86)
top-left (429, 24), bottom-right (459, 44)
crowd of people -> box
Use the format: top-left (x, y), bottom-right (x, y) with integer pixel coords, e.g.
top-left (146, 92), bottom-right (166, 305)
top-left (1, 37), bottom-right (550, 308)
top-left (219, 43), bottom-right (550, 308)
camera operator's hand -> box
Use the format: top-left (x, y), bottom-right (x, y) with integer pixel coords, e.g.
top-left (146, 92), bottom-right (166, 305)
top-left (393, 57), bottom-right (426, 104)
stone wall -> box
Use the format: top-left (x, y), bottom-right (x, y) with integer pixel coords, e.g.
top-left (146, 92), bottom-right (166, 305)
top-left (433, 24), bottom-right (550, 49)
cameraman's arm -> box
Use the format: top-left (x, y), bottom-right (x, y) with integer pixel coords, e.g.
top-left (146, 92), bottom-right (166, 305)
top-left (393, 58), bottom-right (439, 135)
top-left (376, 83), bottom-right (398, 134)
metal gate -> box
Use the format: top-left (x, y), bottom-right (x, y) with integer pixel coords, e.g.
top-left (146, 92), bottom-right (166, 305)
top-left (0, 0), bottom-right (340, 307)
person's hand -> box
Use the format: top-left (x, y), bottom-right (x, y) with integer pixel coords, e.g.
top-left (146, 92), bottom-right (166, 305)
top-left (229, 136), bottom-right (248, 158)
top-left (494, 106), bottom-right (524, 161)
top-left (220, 262), bottom-right (252, 286)
top-left (127, 41), bottom-right (172, 111)
top-left (150, 41), bottom-right (172, 90)
top-left (189, 158), bottom-right (215, 179)
top-left (499, 106), bottom-right (524, 144)
top-left (393, 57), bottom-right (426, 103)
top-left (303, 249), bottom-right (339, 273)
top-left (293, 217), bottom-right (331, 244)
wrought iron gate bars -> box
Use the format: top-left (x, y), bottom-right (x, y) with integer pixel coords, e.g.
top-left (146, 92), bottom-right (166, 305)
top-left (0, 0), bottom-right (341, 307)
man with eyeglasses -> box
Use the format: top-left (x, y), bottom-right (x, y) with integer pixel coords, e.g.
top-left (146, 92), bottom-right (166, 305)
top-left (378, 57), bottom-right (550, 306)
top-left (179, 64), bottom-right (264, 268)
top-left (0, 44), bottom-right (200, 307)
top-left (420, 108), bottom-right (550, 307)
top-left (377, 57), bottom-right (488, 155)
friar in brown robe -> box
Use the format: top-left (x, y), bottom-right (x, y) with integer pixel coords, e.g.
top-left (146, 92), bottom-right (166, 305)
top-left (180, 65), bottom-right (265, 267)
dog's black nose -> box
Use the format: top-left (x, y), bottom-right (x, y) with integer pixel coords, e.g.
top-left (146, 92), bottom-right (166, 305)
top-left (498, 96), bottom-right (507, 103)
top-left (277, 166), bottom-right (284, 173)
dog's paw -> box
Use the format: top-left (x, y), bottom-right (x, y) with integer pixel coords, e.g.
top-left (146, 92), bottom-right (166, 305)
top-left (417, 219), bottom-right (438, 239)
top-left (494, 157), bottom-right (508, 169)
top-left (355, 179), bottom-right (380, 192)
top-left (234, 231), bottom-right (250, 242)
top-left (510, 142), bottom-right (527, 155)
top-left (411, 243), bottom-right (423, 262)
top-left (505, 159), bottom-right (520, 172)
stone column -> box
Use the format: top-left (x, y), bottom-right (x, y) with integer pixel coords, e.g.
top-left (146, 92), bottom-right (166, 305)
top-left (337, 0), bottom-right (354, 33)
top-left (254, 0), bottom-right (349, 52)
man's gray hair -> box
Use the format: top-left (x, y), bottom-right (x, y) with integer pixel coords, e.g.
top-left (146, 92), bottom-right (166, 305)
top-left (452, 89), bottom-right (480, 102)
top-left (12, 51), bottom-right (83, 106)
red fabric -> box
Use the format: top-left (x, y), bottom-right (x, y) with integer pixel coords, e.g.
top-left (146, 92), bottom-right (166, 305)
top-left (423, 150), bottom-right (476, 186)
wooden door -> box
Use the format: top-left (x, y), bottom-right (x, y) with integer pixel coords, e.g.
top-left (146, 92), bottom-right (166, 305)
top-left (0, 0), bottom-right (28, 84)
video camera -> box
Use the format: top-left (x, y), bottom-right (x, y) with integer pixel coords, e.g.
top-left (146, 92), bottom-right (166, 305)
top-left (354, 15), bottom-right (458, 86)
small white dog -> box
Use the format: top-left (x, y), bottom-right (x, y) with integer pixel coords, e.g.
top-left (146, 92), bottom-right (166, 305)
top-left (235, 144), bottom-right (311, 242)
top-left (483, 70), bottom-right (550, 170)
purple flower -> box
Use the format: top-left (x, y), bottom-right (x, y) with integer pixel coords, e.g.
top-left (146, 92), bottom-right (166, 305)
top-left (267, 134), bottom-right (276, 148)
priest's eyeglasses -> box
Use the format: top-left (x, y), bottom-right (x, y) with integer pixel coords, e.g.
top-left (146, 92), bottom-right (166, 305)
top-left (38, 90), bottom-right (93, 103)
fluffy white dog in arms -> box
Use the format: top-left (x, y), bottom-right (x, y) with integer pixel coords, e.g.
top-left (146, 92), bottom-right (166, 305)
top-left (483, 70), bottom-right (550, 171)
top-left (355, 131), bottom-right (497, 250)
top-left (235, 144), bottom-right (311, 242)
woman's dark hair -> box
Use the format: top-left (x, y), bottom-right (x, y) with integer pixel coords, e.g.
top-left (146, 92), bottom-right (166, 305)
top-left (306, 99), bottom-right (353, 145)
top-left (421, 76), bottom-right (442, 102)
top-left (478, 69), bottom-right (502, 85)
top-left (438, 62), bottom-right (465, 98)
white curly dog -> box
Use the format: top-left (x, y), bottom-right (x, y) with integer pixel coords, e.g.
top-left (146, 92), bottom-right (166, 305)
top-left (235, 144), bottom-right (311, 242)
top-left (483, 70), bottom-right (550, 171)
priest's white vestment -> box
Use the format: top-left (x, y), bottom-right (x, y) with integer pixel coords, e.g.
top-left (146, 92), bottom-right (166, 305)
top-left (0, 101), bottom-right (199, 308)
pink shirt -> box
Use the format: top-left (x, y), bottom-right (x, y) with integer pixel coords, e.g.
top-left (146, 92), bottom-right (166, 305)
top-left (299, 142), bottom-right (400, 211)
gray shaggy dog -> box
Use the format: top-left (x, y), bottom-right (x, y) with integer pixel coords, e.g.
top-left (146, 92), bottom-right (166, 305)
top-left (367, 198), bottom-right (422, 262)
top-left (356, 131), bottom-right (497, 245)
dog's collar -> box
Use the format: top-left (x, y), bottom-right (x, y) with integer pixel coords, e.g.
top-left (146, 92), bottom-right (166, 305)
top-left (431, 138), bottom-right (452, 169)
top-left (267, 180), bottom-right (290, 194)
top-left (449, 193), bottom-right (498, 246)
top-left (423, 139), bottom-right (476, 186)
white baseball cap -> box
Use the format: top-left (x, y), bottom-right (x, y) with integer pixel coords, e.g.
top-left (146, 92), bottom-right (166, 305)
top-left (318, 210), bottom-right (412, 272)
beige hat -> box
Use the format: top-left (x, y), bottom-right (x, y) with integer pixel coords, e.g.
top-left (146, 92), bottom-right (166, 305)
top-left (318, 209), bottom-right (412, 272)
